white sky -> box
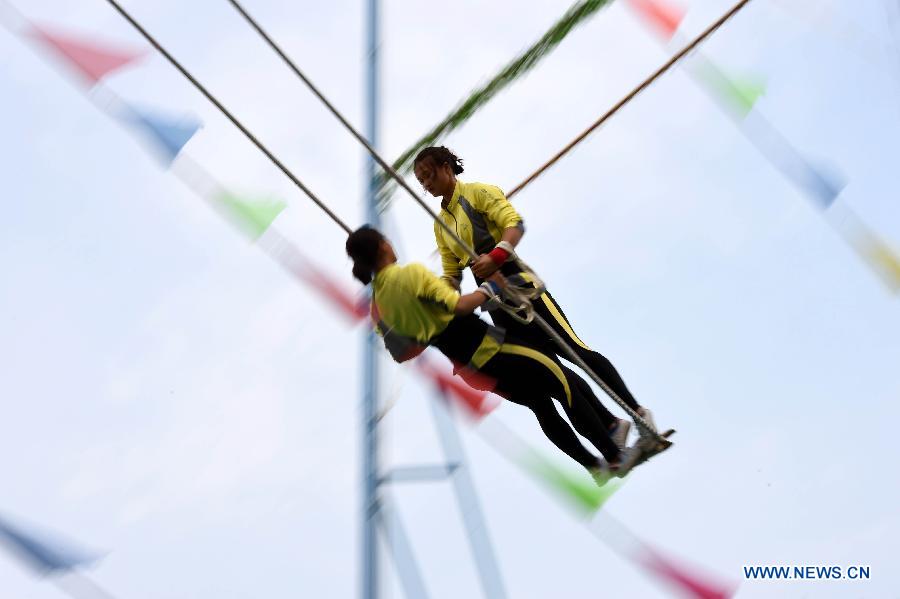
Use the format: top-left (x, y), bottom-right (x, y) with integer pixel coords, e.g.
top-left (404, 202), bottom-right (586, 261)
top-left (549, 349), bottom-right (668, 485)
top-left (2, 0), bottom-right (899, 598)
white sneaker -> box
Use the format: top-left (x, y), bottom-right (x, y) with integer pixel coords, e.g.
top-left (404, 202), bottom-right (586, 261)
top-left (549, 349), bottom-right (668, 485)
top-left (611, 445), bottom-right (644, 478)
top-left (609, 419), bottom-right (631, 452)
top-left (637, 407), bottom-right (657, 433)
top-left (590, 461), bottom-right (614, 487)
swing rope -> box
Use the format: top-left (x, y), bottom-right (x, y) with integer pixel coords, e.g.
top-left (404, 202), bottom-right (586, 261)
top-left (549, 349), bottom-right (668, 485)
top-left (507, 0), bottom-right (754, 199)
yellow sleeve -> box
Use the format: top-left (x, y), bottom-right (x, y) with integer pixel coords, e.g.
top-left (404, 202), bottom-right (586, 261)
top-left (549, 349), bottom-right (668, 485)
top-left (369, 300), bottom-right (384, 336)
top-left (434, 221), bottom-right (463, 287)
top-left (473, 183), bottom-right (523, 231)
top-left (408, 263), bottom-right (460, 313)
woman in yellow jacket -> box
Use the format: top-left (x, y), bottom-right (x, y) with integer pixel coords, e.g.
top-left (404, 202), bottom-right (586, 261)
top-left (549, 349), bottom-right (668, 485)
top-left (345, 226), bottom-right (642, 480)
top-left (413, 146), bottom-right (656, 435)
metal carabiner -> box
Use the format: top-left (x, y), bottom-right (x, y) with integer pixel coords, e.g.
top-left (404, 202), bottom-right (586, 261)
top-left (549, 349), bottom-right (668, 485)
top-left (496, 285), bottom-right (535, 324)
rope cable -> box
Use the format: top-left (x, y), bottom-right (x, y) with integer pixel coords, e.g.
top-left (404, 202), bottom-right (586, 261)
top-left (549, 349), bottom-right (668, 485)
top-left (507, 0), bottom-right (754, 199)
top-left (103, 0), bottom-right (354, 234)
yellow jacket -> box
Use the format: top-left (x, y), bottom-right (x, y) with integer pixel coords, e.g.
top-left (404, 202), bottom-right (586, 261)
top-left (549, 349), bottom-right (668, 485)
top-left (434, 180), bottom-right (524, 286)
top-left (371, 263), bottom-right (567, 403)
top-left (373, 262), bottom-right (459, 344)
top-left (372, 262), bottom-right (503, 368)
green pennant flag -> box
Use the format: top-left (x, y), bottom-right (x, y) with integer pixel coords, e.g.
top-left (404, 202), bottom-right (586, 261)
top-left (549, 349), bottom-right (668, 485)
top-left (697, 63), bottom-right (766, 118)
top-left (213, 192), bottom-right (286, 240)
top-left (523, 452), bottom-right (623, 513)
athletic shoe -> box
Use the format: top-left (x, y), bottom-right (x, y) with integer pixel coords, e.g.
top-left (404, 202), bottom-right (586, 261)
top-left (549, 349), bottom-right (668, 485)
top-left (590, 461), bottom-right (614, 487)
top-left (609, 418), bottom-right (631, 452)
top-left (612, 445), bottom-right (644, 477)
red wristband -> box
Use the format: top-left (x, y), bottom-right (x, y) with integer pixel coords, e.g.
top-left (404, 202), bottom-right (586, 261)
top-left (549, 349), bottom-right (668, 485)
top-left (488, 246), bottom-right (510, 266)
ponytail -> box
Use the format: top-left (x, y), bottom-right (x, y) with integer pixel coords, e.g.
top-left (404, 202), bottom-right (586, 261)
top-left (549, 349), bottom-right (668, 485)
top-left (352, 262), bottom-right (374, 285)
top-left (346, 226), bottom-right (386, 284)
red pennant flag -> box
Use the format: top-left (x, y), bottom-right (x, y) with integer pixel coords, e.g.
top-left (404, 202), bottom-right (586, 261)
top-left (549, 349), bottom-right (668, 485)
top-left (626, 0), bottom-right (685, 39)
top-left (260, 234), bottom-right (368, 323)
top-left (417, 357), bottom-right (500, 420)
top-left (29, 26), bottom-right (143, 84)
top-left (303, 265), bottom-right (369, 322)
top-left (638, 547), bottom-right (736, 599)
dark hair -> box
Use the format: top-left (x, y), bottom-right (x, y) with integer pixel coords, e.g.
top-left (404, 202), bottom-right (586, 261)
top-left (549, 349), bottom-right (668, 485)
top-left (414, 146), bottom-right (464, 175)
top-left (346, 226), bottom-right (385, 284)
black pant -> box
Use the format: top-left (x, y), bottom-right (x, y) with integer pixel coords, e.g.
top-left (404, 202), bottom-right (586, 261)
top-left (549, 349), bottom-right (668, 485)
top-left (488, 289), bottom-right (641, 425)
top-left (479, 347), bottom-right (620, 468)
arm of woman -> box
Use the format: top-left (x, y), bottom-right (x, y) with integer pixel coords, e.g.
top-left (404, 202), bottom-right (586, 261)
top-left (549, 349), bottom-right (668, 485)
top-left (498, 224), bottom-right (524, 247)
top-left (453, 291), bottom-right (489, 315)
top-left (414, 262), bottom-right (504, 316)
top-left (471, 226), bottom-right (524, 277)
top-left (453, 273), bottom-right (506, 315)
top-left (470, 185), bottom-right (526, 278)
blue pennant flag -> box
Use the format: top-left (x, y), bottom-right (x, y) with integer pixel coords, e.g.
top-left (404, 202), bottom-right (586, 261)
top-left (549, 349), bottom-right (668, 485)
top-left (804, 162), bottom-right (846, 210)
top-left (0, 516), bottom-right (100, 575)
top-left (124, 106), bottom-right (202, 165)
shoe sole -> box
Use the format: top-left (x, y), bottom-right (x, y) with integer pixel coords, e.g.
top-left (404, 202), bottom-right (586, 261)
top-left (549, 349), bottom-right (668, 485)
top-left (633, 429), bottom-right (676, 469)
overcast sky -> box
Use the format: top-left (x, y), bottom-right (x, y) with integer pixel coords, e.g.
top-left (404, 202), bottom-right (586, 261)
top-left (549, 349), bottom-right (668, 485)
top-left (2, 0), bottom-right (899, 598)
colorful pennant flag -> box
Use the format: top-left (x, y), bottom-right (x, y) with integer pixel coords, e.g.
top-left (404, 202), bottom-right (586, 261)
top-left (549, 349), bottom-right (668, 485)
top-left (696, 63), bottom-right (766, 118)
top-left (626, 0), bottom-right (685, 39)
top-left (212, 192), bottom-right (286, 240)
top-left (418, 357), bottom-right (500, 420)
top-left (127, 107), bottom-right (202, 165)
top-left (638, 546), bottom-right (737, 599)
top-left (860, 236), bottom-right (900, 292)
top-left (0, 516), bottom-right (99, 575)
top-left (836, 218), bottom-right (900, 292)
top-left (29, 26), bottom-right (142, 84)
top-left (302, 264), bottom-right (370, 322)
top-left (739, 112), bottom-right (847, 211)
top-left (259, 234), bottom-right (369, 322)
top-left (802, 161), bottom-right (844, 210)
top-left (522, 451), bottom-right (623, 514)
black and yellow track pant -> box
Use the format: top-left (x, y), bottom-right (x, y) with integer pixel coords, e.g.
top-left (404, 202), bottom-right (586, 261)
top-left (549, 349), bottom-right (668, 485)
top-left (488, 289), bottom-right (642, 427)
top-left (479, 343), bottom-right (621, 468)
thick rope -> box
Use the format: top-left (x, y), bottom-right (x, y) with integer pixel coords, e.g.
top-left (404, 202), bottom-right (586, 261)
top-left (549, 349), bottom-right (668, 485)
top-left (507, 0), bottom-right (754, 199)
top-left (104, 0), bottom-right (354, 234)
